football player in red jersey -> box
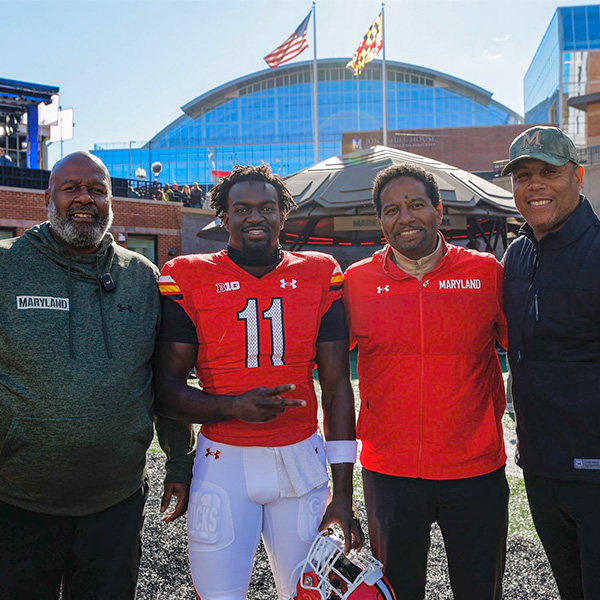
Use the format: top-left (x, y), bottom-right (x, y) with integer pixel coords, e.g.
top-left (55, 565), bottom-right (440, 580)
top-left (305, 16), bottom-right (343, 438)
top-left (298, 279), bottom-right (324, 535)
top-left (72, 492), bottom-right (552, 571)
top-left (155, 164), bottom-right (363, 600)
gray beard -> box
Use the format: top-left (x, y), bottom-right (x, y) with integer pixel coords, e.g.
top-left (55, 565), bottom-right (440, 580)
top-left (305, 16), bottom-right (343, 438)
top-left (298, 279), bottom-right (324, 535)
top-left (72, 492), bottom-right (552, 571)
top-left (47, 200), bottom-right (114, 249)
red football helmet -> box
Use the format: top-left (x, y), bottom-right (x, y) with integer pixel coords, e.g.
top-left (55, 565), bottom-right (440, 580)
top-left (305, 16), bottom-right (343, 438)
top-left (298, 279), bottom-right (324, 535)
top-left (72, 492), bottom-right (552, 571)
top-left (295, 531), bottom-right (396, 600)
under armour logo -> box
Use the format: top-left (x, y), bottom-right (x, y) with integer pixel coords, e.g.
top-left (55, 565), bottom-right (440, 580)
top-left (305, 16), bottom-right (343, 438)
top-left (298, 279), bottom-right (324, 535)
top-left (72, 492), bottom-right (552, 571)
top-left (205, 448), bottom-right (221, 459)
top-left (118, 304), bottom-right (133, 312)
top-left (377, 285), bottom-right (390, 294)
top-left (280, 279), bottom-right (297, 289)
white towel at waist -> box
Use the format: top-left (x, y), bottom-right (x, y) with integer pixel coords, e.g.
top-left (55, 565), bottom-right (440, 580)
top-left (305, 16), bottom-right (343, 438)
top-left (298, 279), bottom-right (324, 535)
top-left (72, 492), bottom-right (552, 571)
top-left (276, 431), bottom-right (329, 498)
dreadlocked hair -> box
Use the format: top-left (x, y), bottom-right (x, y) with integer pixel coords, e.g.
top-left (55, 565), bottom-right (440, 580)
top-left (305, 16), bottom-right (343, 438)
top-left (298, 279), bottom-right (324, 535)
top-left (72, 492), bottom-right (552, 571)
top-left (209, 164), bottom-right (297, 220)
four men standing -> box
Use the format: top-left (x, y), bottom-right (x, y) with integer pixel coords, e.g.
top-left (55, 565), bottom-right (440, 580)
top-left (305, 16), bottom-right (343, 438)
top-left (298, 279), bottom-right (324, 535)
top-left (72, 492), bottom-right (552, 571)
top-left (1, 127), bottom-right (597, 599)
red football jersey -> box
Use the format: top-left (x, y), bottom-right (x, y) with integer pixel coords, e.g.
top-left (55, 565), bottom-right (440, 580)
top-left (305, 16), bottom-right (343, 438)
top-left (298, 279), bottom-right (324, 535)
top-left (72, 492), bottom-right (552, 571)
top-left (159, 250), bottom-right (343, 446)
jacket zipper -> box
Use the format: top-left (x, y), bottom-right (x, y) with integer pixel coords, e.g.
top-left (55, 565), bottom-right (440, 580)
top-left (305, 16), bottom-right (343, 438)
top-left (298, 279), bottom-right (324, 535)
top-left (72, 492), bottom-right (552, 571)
top-left (518, 238), bottom-right (540, 364)
top-left (417, 278), bottom-right (427, 477)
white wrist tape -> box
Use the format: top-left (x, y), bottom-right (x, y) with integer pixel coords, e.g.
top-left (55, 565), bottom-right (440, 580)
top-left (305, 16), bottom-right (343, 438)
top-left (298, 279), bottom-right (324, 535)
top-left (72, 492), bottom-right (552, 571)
top-left (325, 440), bottom-right (358, 464)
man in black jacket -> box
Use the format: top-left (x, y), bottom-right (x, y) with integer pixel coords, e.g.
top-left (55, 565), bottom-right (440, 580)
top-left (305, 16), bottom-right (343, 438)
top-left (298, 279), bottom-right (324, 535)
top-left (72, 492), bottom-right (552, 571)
top-left (503, 126), bottom-right (600, 600)
top-left (171, 182), bottom-right (183, 203)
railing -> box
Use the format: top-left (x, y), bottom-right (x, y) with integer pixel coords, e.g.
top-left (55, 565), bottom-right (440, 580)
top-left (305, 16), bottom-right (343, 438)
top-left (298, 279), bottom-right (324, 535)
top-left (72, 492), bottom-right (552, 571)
top-left (0, 165), bottom-right (50, 189)
top-left (0, 166), bottom-right (160, 200)
top-left (111, 178), bottom-right (160, 200)
top-left (492, 160), bottom-right (509, 176)
top-left (586, 144), bottom-right (600, 165)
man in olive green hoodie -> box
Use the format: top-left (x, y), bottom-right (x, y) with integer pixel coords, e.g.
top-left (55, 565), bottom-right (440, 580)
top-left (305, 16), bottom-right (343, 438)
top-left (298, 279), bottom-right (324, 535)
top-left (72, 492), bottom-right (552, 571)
top-left (0, 152), bottom-right (194, 600)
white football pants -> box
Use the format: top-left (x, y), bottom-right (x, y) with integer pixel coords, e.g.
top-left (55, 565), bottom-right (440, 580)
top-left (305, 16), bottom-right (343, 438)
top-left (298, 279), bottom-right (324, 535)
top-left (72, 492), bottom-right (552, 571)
top-left (188, 432), bottom-right (331, 600)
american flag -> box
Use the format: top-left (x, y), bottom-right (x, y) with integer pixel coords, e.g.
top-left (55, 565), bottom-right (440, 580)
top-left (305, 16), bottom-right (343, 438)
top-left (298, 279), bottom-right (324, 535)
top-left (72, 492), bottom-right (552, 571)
top-left (346, 13), bottom-right (383, 76)
top-left (264, 12), bottom-right (311, 69)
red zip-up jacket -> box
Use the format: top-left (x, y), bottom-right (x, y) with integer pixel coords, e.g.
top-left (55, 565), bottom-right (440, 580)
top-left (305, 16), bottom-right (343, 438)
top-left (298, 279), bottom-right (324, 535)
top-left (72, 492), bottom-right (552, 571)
top-left (344, 240), bottom-right (507, 480)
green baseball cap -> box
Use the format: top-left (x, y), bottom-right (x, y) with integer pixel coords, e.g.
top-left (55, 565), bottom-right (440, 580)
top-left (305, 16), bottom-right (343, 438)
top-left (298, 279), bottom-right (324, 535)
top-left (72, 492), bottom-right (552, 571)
top-left (502, 126), bottom-right (579, 176)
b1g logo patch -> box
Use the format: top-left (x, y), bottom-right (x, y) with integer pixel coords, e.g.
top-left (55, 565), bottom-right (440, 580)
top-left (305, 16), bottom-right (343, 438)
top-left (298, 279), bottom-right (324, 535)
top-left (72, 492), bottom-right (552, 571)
top-left (16, 296), bottom-right (69, 311)
top-left (216, 281), bottom-right (240, 293)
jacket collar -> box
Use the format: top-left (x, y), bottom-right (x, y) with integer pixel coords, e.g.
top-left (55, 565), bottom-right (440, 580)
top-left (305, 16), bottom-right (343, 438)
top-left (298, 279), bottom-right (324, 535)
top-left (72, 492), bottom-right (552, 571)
top-left (519, 195), bottom-right (599, 250)
top-left (23, 222), bottom-right (116, 281)
top-left (379, 233), bottom-right (452, 280)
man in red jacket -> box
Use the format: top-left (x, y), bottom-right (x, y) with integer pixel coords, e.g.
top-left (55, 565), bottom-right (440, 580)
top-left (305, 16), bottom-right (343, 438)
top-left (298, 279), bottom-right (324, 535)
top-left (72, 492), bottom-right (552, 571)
top-left (344, 163), bottom-right (509, 600)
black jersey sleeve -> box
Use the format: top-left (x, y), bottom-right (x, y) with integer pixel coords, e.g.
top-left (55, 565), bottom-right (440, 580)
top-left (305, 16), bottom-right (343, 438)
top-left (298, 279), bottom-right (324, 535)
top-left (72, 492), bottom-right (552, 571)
top-left (317, 299), bottom-right (348, 343)
top-left (159, 297), bottom-right (199, 344)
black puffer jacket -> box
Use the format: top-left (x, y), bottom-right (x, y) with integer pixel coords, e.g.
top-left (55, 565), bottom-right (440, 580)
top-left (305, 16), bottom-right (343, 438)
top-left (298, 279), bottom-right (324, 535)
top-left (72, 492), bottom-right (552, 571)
top-left (504, 197), bottom-right (600, 482)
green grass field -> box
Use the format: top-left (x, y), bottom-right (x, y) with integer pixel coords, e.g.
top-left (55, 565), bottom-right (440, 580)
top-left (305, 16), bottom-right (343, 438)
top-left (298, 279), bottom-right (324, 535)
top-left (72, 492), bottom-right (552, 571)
top-left (502, 413), bottom-right (537, 538)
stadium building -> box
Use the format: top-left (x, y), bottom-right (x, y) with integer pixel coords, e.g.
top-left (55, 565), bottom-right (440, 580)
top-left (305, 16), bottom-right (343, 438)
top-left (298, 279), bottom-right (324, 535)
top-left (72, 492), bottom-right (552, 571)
top-left (525, 3), bottom-right (600, 146)
top-left (92, 58), bottom-right (522, 186)
top-left (0, 78), bottom-right (59, 169)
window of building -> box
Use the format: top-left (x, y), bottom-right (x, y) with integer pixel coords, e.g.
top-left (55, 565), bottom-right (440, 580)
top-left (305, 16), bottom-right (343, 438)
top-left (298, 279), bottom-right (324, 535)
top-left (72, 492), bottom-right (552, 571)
top-left (0, 228), bottom-right (16, 240)
top-left (95, 60), bottom-right (521, 185)
top-left (127, 235), bottom-right (157, 264)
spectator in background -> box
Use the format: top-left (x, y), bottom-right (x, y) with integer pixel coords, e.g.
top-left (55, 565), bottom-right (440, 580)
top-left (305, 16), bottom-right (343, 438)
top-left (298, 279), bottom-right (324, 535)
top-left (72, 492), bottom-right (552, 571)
top-left (163, 183), bottom-right (173, 202)
top-left (0, 149), bottom-right (13, 166)
top-left (154, 190), bottom-right (165, 202)
top-left (181, 185), bottom-right (192, 208)
top-left (171, 183), bottom-right (183, 203)
top-left (190, 182), bottom-right (203, 208)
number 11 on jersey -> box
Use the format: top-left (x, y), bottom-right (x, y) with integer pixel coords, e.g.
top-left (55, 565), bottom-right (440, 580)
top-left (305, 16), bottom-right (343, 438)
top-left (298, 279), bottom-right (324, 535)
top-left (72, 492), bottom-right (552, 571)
top-left (237, 297), bottom-right (285, 368)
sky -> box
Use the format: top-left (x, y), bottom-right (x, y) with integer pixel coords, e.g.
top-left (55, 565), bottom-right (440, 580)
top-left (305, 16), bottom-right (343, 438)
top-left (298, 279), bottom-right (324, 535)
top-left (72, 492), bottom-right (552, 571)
top-left (2, 0), bottom-right (594, 167)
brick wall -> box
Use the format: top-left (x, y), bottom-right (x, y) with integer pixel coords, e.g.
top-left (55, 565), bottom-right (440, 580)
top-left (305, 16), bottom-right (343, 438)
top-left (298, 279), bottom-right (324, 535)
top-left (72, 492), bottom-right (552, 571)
top-left (342, 124), bottom-right (535, 174)
top-left (0, 186), bottom-right (181, 268)
top-left (181, 207), bottom-right (223, 255)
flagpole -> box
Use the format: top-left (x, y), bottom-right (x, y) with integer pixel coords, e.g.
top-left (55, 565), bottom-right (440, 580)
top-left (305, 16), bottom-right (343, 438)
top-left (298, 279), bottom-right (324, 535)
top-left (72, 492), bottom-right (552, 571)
top-left (381, 2), bottom-right (388, 146)
top-left (312, 1), bottom-right (319, 163)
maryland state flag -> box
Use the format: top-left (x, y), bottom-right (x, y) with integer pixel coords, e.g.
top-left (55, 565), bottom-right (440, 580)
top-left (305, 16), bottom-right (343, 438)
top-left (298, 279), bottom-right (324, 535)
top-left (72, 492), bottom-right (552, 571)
top-left (346, 13), bottom-right (383, 76)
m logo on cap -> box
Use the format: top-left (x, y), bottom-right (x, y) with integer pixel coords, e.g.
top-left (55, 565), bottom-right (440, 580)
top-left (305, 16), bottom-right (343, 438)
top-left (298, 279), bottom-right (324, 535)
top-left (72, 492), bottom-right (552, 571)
top-left (521, 130), bottom-right (543, 152)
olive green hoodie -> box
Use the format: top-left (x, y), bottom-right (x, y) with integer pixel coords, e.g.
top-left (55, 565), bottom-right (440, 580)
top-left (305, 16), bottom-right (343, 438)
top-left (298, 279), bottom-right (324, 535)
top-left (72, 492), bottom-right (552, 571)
top-left (0, 223), bottom-right (193, 516)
